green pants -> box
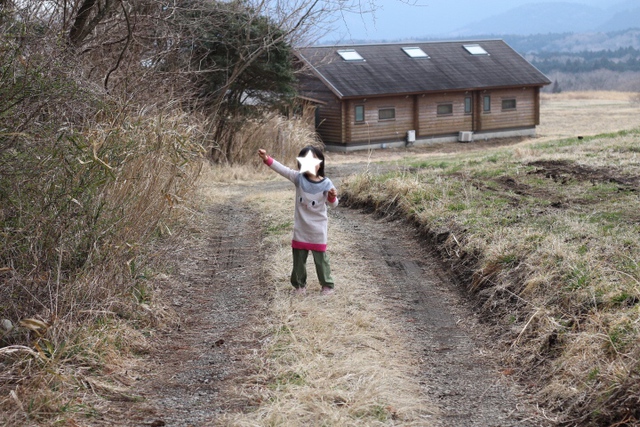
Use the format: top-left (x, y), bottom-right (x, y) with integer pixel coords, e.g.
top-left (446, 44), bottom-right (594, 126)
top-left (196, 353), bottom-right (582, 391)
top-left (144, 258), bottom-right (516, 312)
top-left (291, 248), bottom-right (334, 289)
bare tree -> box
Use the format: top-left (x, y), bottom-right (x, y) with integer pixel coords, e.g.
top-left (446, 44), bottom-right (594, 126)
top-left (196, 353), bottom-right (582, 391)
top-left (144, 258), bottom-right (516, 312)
top-left (68, 0), bottom-right (118, 46)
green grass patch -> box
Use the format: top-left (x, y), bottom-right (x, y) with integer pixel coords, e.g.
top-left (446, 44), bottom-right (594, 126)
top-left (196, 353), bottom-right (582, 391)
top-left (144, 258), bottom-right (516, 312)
top-left (266, 221), bottom-right (293, 235)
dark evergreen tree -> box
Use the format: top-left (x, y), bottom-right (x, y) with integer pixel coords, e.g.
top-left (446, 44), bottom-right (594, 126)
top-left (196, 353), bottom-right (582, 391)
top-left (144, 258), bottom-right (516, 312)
top-left (171, 0), bottom-right (298, 162)
top-left (174, 0), bottom-right (296, 112)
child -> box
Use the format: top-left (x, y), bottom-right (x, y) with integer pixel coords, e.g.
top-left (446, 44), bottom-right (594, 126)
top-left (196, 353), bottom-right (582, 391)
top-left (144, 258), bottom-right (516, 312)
top-left (258, 146), bottom-right (339, 295)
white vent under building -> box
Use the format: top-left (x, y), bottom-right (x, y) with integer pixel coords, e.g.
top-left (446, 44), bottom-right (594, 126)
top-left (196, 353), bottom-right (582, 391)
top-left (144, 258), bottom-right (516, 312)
top-left (458, 131), bottom-right (473, 142)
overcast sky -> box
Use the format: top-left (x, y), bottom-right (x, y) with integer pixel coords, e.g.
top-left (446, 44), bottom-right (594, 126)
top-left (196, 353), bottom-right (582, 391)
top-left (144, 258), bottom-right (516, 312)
top-left (322, 0), bottom-right (620, 43)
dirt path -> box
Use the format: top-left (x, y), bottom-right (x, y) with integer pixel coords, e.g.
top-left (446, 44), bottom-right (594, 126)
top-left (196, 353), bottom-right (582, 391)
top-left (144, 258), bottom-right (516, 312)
top-left (330, 206), bottom-right (551, 426)
top-left (102, 195), bottom-right (271, 426)
top-left (101, 166), bottom-right (555, 426)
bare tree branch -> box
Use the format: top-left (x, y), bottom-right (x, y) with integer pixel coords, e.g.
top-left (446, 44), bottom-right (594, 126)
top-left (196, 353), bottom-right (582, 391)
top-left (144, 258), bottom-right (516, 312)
top-left (103, 0), bottom-right (131, 91)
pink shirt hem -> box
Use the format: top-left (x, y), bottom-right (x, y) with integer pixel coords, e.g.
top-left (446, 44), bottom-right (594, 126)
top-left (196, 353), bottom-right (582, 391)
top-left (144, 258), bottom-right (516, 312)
top-left (292, 240), bottom-right (327, 252)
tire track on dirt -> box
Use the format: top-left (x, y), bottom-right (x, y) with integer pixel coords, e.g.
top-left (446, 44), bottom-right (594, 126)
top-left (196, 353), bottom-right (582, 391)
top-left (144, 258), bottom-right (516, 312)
top-left (331, 207), bottom-right (552, 426)
top-left (105, 196), bottom-right (270, 426)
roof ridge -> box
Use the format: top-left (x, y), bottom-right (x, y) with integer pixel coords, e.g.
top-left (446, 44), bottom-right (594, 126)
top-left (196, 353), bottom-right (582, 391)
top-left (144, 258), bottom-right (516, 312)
top-left (296, 39), bottom-right (506, 49)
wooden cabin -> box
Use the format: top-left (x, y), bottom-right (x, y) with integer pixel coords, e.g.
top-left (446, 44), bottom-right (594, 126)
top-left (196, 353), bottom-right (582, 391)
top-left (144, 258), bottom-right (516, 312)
top-left (294, 40), bottom-right (551, 151)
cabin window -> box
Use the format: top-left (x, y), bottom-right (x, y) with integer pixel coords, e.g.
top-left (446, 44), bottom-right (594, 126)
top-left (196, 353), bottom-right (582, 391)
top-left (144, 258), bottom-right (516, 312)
top-left (502, 99), bottom-right (517, 110)
top-left (355, 105), bottom-right (365, 123)
top-left (437, 103), bottom-right (453, 116)
top-left (464, 44), bottom-right (489, 55)
top-left (464, 97), bottom-right (473, 114)
top-left (337, 49), bottom-right (364, 61)
top-left (483, 95), bottom-right (491, 112)
top-left (378, 107), bottom-right (396, 121)
top-left (402, 47), bottom-right (429, 58)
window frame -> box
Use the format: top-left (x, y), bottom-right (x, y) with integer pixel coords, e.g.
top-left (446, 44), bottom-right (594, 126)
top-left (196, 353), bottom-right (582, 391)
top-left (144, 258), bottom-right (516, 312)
top-left (378, 107), bottom-right (396, 121)
top-left (463, 44), bottom-right (489, 55)
top-left (483, 95), bottom-right (491, 113)
top-left (337, 49), bottom-right (365, 61)
top-left (354, 105), bottom-right (365, 123)
top-left (501, 98), bottom-right (517, 111)
top-left (436, 103), bottom-right (453, 116)
top-left (402, 46), bottom-right (429, 58)
top-left (464, 97), bottom-right (473, 114)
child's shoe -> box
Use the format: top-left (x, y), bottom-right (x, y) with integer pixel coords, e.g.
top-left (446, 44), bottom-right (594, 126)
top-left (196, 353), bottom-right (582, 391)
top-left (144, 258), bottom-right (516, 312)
top-left (320, 286), bottom-right (334, 296)
top-left (295, 287), bottom-right (307, 296)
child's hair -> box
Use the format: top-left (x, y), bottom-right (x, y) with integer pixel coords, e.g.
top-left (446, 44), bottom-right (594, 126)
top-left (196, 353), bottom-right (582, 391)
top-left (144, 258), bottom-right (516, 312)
top-left (297, 145), bottom-right (326, 177)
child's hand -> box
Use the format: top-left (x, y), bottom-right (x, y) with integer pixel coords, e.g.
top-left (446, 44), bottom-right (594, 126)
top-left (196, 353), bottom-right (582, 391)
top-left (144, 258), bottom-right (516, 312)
top-left (258, 149), bottom-right (268, 161)
top-left (328, 188), bottom-right (337, 199)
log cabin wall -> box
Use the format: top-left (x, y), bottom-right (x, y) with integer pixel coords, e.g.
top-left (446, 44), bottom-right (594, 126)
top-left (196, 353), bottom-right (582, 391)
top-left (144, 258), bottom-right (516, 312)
top-left (346, 96), bottom-right (415, 143)
top-left (478, 87), bottom-right (538, 131)
top-left (313, 87), bottom-right (541, 146)
top-left (418, 92), bottom-right (473, 137)
top-left (314, 92), bottom-right (343, 145)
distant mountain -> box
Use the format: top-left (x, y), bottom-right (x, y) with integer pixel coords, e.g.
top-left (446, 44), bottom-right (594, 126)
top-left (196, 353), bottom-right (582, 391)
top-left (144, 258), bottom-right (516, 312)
top-left (531, 29), bottom-right (640, 52)
top-left (453, 29), bottom-right (640, 54)
top-left (607, 0), bottom-right (640, 14)
top-left (598, 7), bottom-right (640, 32)
top-left (450, 1), bottom-right (640, 37)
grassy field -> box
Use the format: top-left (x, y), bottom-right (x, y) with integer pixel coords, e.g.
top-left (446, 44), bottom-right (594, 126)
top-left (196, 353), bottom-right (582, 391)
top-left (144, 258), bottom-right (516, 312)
top-left (339, 93), bottom-right (640, 425)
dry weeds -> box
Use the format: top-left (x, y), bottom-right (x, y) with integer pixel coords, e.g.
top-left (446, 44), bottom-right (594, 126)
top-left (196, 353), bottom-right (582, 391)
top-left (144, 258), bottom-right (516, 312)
top-left (1, 108), bottom-right (204, 425)
top-left (213, 111), bottom-right (319, 167)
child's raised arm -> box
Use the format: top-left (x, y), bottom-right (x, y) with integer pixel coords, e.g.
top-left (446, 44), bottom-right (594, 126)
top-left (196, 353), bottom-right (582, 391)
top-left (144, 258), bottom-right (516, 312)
top-left (258, 148), bottom-right (298, 183)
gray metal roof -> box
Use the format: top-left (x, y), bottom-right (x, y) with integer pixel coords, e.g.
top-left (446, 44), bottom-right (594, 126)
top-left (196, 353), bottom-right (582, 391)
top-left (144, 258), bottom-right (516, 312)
top-left (295, 40), bottom-right (551, 99)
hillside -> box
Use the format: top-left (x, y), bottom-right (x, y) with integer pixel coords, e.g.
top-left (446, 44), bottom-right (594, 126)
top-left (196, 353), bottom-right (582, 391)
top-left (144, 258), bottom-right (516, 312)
top-left (500, 29), bottom-right (640, 53)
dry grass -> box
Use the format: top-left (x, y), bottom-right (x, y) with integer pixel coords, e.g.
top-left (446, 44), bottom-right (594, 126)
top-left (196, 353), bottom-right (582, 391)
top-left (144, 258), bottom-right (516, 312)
top-left (538, 91), bottom-right (640, 140)
top-left (540, 91), bottom-right (634, 102)
top-left (339, 111), bottom-right (640, 425)
top-left (212, 111), bottom-right (320, 166)
top-left (217, 189), bottom-right (437, 426)
top-left (203, 111), bottom-right (317, 183)
top-left (0, 107), bottom-right (204, 425)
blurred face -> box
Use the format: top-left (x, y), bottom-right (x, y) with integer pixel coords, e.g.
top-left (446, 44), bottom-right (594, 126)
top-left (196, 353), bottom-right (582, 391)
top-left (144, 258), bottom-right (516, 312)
top-left (297, 150), bottom-right (322, 176)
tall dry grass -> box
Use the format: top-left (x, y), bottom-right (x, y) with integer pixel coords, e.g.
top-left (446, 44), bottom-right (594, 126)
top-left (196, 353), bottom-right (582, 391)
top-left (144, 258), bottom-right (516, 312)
top-left (206, 109), bottom-right (320, 182)
top-left (0, 104), bottom-right (205, 424)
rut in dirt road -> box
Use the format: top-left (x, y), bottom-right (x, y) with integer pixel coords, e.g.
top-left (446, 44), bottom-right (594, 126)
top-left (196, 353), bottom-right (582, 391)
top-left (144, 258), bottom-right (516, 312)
top-left (332, 206), bottom-right (551, 426)
top-left (105, 201), bottom-right (270, 426)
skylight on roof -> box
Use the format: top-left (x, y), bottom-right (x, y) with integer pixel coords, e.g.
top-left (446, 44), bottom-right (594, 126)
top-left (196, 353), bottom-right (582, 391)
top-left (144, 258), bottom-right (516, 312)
top-left (402, 47), bottom-right (429, 58)
top-left (337, 49), bottom-right (364, 61)
top-left (463, 44), bottom-right (489, 55)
